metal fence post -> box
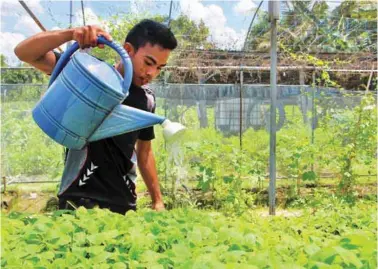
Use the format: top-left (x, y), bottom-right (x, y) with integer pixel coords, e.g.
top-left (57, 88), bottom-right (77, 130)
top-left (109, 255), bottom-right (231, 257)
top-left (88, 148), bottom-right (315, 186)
top-left (240, 70), bottom-right (243, 150)
top-left (163, 73), bottom-right (168, 188)
top-left (269, 0), bottom-right (279, 216)
top-left (311, 72), bottom-right (316, 172)
top-left (239, 70), bottom-right (244, 182)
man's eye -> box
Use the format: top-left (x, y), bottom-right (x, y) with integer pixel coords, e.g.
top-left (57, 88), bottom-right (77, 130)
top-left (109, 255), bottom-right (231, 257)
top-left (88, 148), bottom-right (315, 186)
top-left (145, 61), bottom-right (153, 66)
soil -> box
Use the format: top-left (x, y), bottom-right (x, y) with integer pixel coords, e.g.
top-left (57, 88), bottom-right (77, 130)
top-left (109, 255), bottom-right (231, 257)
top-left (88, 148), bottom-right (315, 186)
top-left (1, 191), bottom-right (58, 213)
top-left (1, 182), bottom-right (376, 214)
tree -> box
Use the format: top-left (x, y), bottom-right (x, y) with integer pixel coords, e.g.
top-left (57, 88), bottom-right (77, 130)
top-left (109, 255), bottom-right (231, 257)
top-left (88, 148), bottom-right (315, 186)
top-left (91, 14), bottom-right (213, 65)
top-left (1, 54), bottom-right (49, 84)
top-left (244, 11), bottom-right (270, 51)
top-left (331, 1), bottom-right (377, 52)
top-left (169, 15), bottom-right (212, 50)
top-left (1, 55), bottom-right (7, 67)
top-left (244, 0), bottom-right (377, 54)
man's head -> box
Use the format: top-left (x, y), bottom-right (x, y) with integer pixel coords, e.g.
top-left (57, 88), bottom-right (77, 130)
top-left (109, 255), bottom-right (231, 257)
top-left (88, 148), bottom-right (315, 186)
top-left (123, 19), bottom-right (177, 86)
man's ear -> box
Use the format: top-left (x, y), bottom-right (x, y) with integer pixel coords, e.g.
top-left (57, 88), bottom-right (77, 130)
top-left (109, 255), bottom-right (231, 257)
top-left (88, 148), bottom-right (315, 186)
top-left (124, 42), bottom-right (135, 56)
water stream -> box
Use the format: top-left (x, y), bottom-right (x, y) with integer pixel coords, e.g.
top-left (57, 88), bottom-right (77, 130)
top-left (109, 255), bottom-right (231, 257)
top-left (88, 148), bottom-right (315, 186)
top-left (166, 140), bottom-right (189, 194)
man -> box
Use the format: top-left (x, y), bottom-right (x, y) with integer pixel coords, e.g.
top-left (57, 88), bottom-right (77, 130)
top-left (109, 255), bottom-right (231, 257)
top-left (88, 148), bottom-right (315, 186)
top-left (14, 20), bottom-right (178, 214)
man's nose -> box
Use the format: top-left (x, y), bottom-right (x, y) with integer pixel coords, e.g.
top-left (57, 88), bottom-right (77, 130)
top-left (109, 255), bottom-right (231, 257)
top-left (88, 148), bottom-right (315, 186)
top-left (146, 66), bottom-right (158, 77)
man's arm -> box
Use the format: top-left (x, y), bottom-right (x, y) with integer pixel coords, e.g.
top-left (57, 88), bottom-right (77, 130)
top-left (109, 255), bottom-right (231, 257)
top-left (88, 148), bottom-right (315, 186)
top-left (14, 25), bottom-right (112, 74)
top-left (136, 139), bottom-right (165, 211)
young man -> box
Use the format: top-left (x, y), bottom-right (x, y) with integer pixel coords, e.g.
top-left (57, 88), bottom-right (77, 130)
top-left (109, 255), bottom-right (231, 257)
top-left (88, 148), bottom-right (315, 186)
top-left (14, 20), bottom-right (177, 214)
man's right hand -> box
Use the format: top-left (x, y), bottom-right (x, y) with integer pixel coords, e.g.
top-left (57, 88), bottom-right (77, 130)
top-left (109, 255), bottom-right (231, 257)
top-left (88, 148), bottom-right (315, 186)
top-left (14, 25), bottom-right (113, 75)
top-left (72, 25), bottom-right (113, 49)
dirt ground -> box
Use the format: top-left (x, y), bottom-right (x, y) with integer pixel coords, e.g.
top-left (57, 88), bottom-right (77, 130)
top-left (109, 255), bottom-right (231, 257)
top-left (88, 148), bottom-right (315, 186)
top-left (1, 191), bottom-right (58, 213)
top-left (1, 182), bottom-right (376, 214)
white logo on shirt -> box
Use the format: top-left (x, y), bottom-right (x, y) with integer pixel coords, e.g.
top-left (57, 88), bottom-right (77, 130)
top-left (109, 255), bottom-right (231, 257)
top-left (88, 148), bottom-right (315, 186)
top-left (78, 162), bottom-right (98, 187)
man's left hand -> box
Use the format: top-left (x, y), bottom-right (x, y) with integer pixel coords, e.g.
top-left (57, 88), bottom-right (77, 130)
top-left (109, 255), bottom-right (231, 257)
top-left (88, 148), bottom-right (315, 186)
top-left (152, 201), bottom-right (165, 211)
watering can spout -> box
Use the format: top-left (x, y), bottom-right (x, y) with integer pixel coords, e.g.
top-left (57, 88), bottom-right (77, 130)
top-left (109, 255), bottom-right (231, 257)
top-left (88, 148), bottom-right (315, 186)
top-left (89, 105), bottom-right (186, 142)
top-left (161, 119), bottom-right (186, 142)
top-left (89, 104), bottom-right (166, 142)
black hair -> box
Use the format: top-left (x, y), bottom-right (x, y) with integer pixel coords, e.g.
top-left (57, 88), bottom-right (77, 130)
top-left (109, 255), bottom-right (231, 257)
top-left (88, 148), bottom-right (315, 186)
top-left (125, 19), bottom-right (177, 51)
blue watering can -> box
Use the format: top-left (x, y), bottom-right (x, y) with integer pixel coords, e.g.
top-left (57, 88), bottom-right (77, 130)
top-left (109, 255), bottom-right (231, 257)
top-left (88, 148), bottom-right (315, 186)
top-left (32, 36), bottom-right (185, 150)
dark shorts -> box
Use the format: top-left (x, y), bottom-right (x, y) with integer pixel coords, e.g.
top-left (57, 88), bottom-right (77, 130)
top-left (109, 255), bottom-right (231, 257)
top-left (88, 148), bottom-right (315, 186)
top-left (58, 197), bottom-right (136, 215)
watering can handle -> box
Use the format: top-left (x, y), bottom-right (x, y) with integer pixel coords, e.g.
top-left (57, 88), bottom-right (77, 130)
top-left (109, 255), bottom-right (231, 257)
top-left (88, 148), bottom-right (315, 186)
top-left (49, 36), bottom-right (133, 94)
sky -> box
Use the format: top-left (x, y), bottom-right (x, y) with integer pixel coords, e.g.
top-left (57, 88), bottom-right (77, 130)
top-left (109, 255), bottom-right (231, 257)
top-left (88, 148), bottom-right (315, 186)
top-left (1, 0), bottom-right (343, 66)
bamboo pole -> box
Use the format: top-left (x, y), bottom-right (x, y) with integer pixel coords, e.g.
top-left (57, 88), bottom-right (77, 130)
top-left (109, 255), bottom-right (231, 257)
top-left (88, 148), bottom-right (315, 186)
top-left (18, 1), bottom-right (63, 52)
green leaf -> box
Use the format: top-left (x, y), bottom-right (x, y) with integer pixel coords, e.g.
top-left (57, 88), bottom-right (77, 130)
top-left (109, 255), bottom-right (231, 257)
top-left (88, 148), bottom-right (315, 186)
top-left (57, 234), bottom-right (72, 246)
top-left (310, 247), bottom-right (338, 264)
top-left (59, 222), bottom-right (74, 234)
top-left (187, 229), bottom-right (202, 245)
top-left (169, 243), bottom-right (191, 263)
top-left (150, 224), bottom-right (161, 236)
top-left (73, 232), bottom-right (87, 246)
top-left (304, 244), bottom-right (321, 256)
top-left (112, 263), bottom-right (128, 269)
top-left (228, 244), bottom-right (242, 251)
top-left (223, 176), bottom-right (234, 183)
top-left (334, 246), bottom-right (363, 267)
top-left (222, 250), bottom-right (246, 263)
top-left (92, 251), bottom-right (112, 263)
top-left (302, 171), bottom-right (317, 181)
top-left (87, 246), bottom-right (106, 256)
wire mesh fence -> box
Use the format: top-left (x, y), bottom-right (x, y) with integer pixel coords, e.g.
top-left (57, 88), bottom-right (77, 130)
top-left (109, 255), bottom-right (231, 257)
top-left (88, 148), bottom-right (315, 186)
top-left (1, 0), bottom-right (376, 193)
top-left (1, 80), bottom-right (376, 191)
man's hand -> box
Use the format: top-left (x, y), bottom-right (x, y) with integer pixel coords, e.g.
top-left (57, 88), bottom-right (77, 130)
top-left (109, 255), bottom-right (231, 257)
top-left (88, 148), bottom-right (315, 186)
top-left (152, 201), bottom-right (165, 211)
top-left (14, 25), bottom-right (113, 75)
top-left (72, 25), bottom-right (112, 49)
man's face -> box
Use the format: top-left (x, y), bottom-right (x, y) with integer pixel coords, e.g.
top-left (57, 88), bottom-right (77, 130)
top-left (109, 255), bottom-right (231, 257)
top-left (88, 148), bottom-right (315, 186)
top-left (126, 42), bottom-right (171, 87)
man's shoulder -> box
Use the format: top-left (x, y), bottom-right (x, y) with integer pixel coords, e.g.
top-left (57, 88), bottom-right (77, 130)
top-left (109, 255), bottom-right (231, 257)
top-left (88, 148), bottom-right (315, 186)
top-left (141, 85), bottom-right (155, 112)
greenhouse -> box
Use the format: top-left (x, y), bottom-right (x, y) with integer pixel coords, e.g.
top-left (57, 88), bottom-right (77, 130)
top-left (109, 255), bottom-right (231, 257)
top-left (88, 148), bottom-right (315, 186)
top-left (1, 1), bottom-right (377, 268)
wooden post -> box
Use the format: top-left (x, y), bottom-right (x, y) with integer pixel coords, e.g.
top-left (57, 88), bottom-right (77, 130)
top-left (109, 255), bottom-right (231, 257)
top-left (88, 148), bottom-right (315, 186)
top-left (2, 177), bottom-right (6, 193)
